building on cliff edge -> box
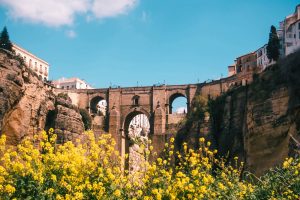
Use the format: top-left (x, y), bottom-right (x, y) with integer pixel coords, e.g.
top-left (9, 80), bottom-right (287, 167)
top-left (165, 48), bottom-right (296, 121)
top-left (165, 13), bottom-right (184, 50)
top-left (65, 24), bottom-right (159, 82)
top-left (52, 77), bottom-right (94, 90)
top-left (227, 4), bottom-right (300, 80)
top-left (281, 4), bottom-right (300, 56)
top-left (12, 43), bottom-right (49, 81)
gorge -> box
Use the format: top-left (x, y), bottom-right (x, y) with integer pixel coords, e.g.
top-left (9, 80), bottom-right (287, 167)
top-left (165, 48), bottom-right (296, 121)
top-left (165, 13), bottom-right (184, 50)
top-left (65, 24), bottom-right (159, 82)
top-left (0, 48), bottom-right (300, 176)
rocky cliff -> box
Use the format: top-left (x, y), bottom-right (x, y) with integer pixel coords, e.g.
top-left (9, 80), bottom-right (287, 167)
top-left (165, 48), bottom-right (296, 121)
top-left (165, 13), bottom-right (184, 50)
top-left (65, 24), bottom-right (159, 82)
top-left (0, 50), bottom-right (84, 145)
top-left (209, 51), bottom-right (300, 176)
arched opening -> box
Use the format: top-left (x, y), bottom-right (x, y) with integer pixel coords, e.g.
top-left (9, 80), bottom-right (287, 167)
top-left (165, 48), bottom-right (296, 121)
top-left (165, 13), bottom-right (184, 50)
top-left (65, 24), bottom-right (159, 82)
top-left (169, 93), bottom-right (187, 114)
top-left (90, 96), bottom-right (107, 116)
top-left (123, 111), bottom-right (150, 172)
top-left (132, 95), bottom-right (140, 106)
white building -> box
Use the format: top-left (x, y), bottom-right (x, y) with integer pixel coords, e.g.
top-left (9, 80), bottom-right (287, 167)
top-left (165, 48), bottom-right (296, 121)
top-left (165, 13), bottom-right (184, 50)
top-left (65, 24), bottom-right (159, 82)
top-left (52, 77), bottom-right (93, 90)
top-left (226, 4), bottom-right (300, 78)
top-left (256, 44), bottom-right (270, 71)
top-left (13, 43), bottom-right (49, 81)
top-left (282, 4), bottom-right (300, 55)
top-left (277, 22), bottom-right (285, 57)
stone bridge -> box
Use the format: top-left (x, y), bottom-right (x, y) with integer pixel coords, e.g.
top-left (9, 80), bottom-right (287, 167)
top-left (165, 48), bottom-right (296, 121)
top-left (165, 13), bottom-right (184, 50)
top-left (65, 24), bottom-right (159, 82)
top-left (54, 77), bottom-right (238, 158)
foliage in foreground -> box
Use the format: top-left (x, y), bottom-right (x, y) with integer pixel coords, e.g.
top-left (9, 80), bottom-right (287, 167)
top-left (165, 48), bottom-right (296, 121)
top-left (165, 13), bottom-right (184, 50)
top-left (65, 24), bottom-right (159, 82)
top-left (0, 130), bottom-right (299, 200)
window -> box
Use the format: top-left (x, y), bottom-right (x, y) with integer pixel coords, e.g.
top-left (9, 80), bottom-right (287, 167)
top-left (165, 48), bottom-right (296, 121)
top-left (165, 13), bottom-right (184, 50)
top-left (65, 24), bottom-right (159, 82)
top-left (67, 86), bottom-right (69, 90)
top-left (298, 23), bottom-right (300, 30)
top-left (132, 95), bottom-right (140, 106)
top-left (62, 86), bottom-right (64, 89)
top-left (29, 59), bottom-right (32, 67)
top-left (299, 32), bottom-right (300, 39)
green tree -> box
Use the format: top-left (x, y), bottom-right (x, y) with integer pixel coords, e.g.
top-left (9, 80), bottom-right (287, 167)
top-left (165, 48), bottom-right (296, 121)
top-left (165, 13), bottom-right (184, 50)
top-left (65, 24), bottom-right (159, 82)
top-left (266, 25), bottom-right (280, 62)
top-left (0, 26), bottom-right (13, 52)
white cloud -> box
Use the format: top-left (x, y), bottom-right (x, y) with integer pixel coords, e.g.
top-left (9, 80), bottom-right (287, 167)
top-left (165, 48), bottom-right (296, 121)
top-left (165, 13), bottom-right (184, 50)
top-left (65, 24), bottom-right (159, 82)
top-left (0, 0), bottom-right (89, 27)
top-left (65, 30), bottom-right (77, 38)
top-left (0, 0), bottom-right (138, 27)
top-left (91, 0), bottom-right (137, 19)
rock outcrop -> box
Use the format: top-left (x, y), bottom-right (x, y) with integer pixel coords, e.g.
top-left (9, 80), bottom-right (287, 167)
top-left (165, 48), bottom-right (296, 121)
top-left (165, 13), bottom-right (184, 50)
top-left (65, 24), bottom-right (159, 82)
top-left (209, 51), bottom-right (300, 175)
top-left (0, 50), bottom-right (84, 145)
top-left (53, 96), bottom-right (84, 143)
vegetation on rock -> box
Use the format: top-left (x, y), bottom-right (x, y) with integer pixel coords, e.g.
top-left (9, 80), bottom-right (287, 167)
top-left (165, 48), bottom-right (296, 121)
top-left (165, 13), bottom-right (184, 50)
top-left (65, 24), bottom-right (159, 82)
top-left (80, 108), bottom-right (92, 130)
top-left (0, 130), bottom-right (299, 199)
top-left (57, 93), bottom-right (70, 101)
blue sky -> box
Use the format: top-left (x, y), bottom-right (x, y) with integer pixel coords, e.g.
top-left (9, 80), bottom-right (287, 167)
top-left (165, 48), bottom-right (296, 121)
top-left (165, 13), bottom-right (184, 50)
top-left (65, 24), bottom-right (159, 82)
top-left (0, 0), bottom-right (298, 88)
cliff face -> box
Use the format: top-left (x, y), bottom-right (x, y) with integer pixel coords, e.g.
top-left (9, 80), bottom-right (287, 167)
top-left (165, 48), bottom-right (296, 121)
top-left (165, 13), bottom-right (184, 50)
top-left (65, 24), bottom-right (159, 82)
top-left (210, 51), bottom-right (300, 175)
top-left (0, 50), bottom-right (84, 145)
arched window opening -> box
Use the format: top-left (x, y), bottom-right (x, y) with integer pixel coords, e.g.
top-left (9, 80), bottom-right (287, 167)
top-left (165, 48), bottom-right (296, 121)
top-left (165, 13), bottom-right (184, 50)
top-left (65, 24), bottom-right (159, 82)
top-left (90, 96), bottom-right (107, 116)
top-left (169, 93), bottom-right (187, 114)
top-left (132, 95), bottom-right (140, 106)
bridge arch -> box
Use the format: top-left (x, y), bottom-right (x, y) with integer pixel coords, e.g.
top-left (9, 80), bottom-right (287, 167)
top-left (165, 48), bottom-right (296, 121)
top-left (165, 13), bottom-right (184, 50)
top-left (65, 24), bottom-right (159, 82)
top-left (168, 92), bottom-right (187, 114)
top-left (122, 108), bottom-right (151, 171)
top-left (90, 96), bottom-right (107, 115)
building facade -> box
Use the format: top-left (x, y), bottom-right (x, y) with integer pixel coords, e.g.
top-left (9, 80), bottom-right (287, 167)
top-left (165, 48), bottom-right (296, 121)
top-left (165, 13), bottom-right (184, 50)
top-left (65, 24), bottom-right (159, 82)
top-left (235, 52), bottom-right (257, 74)
top-left (256, 44), bottom-right (270, 71)
top-left (226, 52), bottom-right (258, 85)
top-left (282, 4), bottom-right (300, 56)
top-left (278, 21), bottom-right (285, 57)
top-left (52, 77), bottom-right (93, 90)
top-left (227, 65), bottom-right (236, 77)
top-left (227, 4), bottom-right (300, 79)
top-left (13, 44), bottom-right (49, 81)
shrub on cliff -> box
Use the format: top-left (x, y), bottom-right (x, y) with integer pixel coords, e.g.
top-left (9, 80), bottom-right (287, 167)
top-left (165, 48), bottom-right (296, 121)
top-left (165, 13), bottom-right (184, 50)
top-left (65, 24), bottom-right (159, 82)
top-left (247, 157), bottom-right (300, 200)
top-left (79, 108), bottom-right (92, 130)
top-left (57, 93), bottom-right (70, 101)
